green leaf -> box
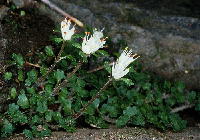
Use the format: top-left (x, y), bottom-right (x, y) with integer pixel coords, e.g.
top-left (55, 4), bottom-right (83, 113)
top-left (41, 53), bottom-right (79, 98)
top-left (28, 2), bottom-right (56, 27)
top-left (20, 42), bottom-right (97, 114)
top-left (86, 105), bottom-right (96, 115)
top-left (53, 112), bottom-right (62, 121)
top-left (131, 114), bottom-right (145, 126)
top-left (145, 93), bottom-right (154, 103)
top-left (45, 46), bottom-right (54, 56)
top-left (31, 115), bottom-right (41, 125)
top-left (188, 91), bottom-right (196, 103)
top-left (195, 103), bottom-right (200, 111)
top-left (23, 129), bottom-right (33, 139)
top-left (93, 99), bottom-right (100, 108)
top-left (175, 93), bottom-right (185, 104)
top-left (8, 103), bottom-right (19, 113)
top-left (58, 117), bottom-right (76, 132)
top-left (96, 50), bottom-right (109, 56)
top-left (40, 67), bottom-right (48, 76)
top-left (169, 114), bottom-right (187, 131)
top-left (4, 72), bottom-right (12, 80)
top-left (53, 69), bottom-right (65, 82)
top-left (7, 103), bottom-right (28, 124)
top-left (59, 96), bottom-right (72, 114)
top-left (123, 106), bottom-right (138, 117)
top-left (12, 53), bottom-right (24, 68)
top-left (76, 78), bottom-right (86, 87)
top-left (72, 42), bottom-right (81, 49)
top-left (116, 115), bottom-right (130, 127)
top-left (164, 81), bottom-right (171, 90)
top-left (103, 61), bottom-right (111, 73)
top-left (176, 82), bottom-right (185, 93)
top-left (71, 34), bottom-right (84, 39)
top-left (10, 87), bottom-right (17, 99)
top-left (142, 83), bottom-right (151, 90)
top-left (101, 104), bottom-right (119, 118)
top-left (120, 78), bottom-right (134, 86)
top-left (31, 125), bottom-right (51, 138)
top-left (78, 51), bottom-right (88, 62)
top-left (85, 116), bottom-right (108, 128)
top-left (65, 55), bottom-right (76, 62)
top-left (166, 97), bottom-right (176, 107)
top-left (45, 111), bottom-right (53, 122)
top-left (17, 93), bottom-right (29, 109)
top-left (1, 120), bottom-right (14, 137)
top-left (51, 37), bottom-right (63, 44)
top-left (36, 101), bottom-right (48, 113)
top-left (26, 87), bottom-right (35, 94)
top-left (18, 70), bottom-right (24, 81)
top-left (20, 10), bottom-right (26, 16)
top-left (25, 70), bottom-right (38, 86)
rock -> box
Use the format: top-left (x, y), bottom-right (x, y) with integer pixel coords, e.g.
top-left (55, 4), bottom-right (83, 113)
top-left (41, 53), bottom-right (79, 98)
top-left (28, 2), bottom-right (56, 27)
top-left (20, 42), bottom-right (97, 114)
top-left (11, 0), bottom-right (33, 8)
top-left (43, 0), bottom-right (200, 89)
top-left (0, 5), bottom-right (9, 20)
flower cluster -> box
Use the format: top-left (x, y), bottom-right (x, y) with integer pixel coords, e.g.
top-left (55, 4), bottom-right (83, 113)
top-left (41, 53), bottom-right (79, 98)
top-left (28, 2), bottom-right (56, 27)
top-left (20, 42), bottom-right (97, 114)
top-left (112, 49), bottom-right (139, 80)
top-left (61, 18), bottom-right (139, 80)
top-left (61, 19), bottom-right (106, 55)
top-left (61, 18), bottom-right (75, 41)
top-left (81, 29), bottom-right (106, 55)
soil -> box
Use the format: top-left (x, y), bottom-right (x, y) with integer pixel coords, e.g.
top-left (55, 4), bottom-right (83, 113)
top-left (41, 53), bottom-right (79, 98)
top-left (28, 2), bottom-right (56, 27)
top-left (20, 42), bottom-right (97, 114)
top-left (1, 8), bottom-right (55, 60)
top-left (6, 126), bottom-right (200, 140)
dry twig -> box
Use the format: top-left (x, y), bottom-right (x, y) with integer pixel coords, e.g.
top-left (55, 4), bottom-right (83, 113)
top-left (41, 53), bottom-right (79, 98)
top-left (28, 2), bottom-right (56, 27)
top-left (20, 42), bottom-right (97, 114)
top-left (40, 0), bottom-right (83, 27)
top-left (25, 62), bottom-right (41, 68)
top-left (171, 103), bottom-right (195, 113)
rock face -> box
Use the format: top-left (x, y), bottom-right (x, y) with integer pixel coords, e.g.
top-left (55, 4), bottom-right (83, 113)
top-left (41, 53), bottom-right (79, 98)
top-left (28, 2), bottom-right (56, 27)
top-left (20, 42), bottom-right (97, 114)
top-left (48, 0), bottom-right (200, 89)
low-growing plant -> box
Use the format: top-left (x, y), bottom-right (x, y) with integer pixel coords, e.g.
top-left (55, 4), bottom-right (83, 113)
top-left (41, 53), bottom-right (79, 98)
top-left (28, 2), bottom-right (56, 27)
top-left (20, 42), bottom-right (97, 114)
top-left (0, 18), bottom-right (200, 138)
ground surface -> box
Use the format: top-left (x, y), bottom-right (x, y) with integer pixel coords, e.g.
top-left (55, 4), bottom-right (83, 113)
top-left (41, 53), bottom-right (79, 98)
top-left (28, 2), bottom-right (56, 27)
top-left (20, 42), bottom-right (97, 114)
top-left (6, 126), bottom-right (200, 140)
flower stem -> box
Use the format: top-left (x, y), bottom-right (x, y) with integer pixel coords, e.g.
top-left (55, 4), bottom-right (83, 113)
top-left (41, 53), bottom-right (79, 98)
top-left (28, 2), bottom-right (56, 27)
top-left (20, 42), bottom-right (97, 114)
top-left (36, 41), bottom-right (66, 86)
top-left (53, 62), bottom-right (82, 95)
top-left (73, 78), bottom-right (112, 120)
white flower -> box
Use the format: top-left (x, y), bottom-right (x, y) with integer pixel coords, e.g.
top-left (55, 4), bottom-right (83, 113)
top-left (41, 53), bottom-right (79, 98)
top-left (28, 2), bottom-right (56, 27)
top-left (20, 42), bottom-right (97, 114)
top-left (61, 18), bottom-right (75, 40)
top-left (81, 29), bottom-right (106, 55)
top-left (112, 49), bottom-right (139, 80)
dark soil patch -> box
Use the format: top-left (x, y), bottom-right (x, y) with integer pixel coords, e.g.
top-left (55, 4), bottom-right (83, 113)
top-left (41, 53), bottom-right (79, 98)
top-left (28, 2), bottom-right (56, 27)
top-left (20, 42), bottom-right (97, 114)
top-left (1, 8), bottom-right (55, 60)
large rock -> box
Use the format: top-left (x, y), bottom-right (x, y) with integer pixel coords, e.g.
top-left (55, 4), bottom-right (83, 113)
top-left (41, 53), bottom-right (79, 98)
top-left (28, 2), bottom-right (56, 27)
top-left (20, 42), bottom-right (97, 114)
top-left (46, 0), bottom-right (200, 89)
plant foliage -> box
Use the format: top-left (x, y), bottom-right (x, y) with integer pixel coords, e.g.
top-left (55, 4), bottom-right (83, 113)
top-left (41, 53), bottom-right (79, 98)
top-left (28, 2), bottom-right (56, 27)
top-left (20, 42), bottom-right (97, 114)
top-left (0, 24), bottom-right (200, 139)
